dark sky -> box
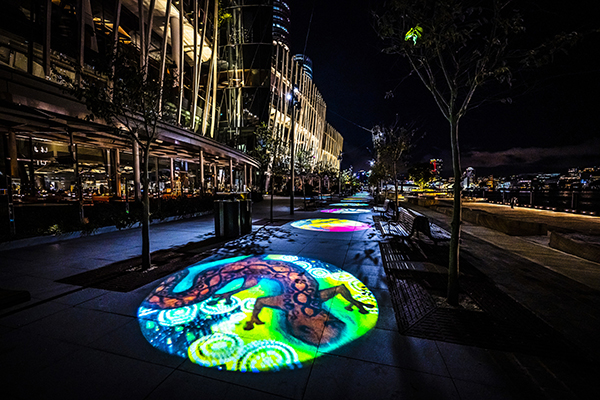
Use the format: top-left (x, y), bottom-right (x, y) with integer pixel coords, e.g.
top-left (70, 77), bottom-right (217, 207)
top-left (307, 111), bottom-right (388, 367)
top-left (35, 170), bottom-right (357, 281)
top-left (287, 0), bottom-right (600, 178)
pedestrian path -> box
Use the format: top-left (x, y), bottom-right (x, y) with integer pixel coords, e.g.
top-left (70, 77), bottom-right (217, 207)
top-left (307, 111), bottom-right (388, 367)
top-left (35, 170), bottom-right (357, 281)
top-left (407, 201), bottom-right (600, 365)
top-left (0, 194), bottom-right (598, 399)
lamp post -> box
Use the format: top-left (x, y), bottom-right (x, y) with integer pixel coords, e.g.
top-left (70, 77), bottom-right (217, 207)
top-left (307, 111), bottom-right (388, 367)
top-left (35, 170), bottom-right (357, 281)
top-left (287, 87), bottom-right (299, 215)
top-left (338, 152), bottom-right (343, 198)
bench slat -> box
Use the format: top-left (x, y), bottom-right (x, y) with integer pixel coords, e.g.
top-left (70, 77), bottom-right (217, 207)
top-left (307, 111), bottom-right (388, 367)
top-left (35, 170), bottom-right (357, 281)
top-left (380, 205), bottom-right (450, 244)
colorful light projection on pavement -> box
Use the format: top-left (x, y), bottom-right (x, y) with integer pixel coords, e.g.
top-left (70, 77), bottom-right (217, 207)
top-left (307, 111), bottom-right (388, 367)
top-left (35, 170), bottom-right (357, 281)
top-left (138, 255), bottom-right (378, 372)
top-left (320, 208), bottom-right (370, 214)
top-left (330, 202), bottom-right (370, 207)
top-left (342, 198), bottom-right (368, 202)
top-left (290, 218), bottom-right (371, 232)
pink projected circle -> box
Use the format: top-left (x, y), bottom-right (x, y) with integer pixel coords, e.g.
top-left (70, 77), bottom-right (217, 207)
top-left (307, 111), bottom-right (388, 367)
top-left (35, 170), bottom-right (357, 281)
top-left (291, 218), bottom-right (371, 232)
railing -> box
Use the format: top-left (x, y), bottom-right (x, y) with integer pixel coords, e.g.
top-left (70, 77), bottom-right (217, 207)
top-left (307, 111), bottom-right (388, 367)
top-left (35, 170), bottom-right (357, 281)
top-left (474, 189), bottom-right (600, 215)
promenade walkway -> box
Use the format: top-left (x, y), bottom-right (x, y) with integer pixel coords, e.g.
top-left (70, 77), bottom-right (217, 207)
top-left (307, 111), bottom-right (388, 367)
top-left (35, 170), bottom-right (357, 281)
top-left (0, 195), bottom-right (598, 399)
top-left (408, 201), bottom-right (600, 363)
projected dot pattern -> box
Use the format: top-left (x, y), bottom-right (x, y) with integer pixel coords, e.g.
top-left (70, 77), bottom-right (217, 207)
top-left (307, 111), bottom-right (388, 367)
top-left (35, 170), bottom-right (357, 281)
top-left (291, 218), bottom-right (371, 232)
top-left (320, 208), bottom-right (370, 214)
top-left (329, 203), bottom-right (370, 207)
top-left (138, 255), bottom-right (378, 372)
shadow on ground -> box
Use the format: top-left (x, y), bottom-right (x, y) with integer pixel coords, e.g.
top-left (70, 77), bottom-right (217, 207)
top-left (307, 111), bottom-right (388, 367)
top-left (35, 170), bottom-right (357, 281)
top-left (56, 225), bottom-right (294, 292)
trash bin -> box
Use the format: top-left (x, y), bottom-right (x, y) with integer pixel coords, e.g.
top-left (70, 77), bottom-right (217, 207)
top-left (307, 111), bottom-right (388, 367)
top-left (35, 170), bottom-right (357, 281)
top-left (239, 199), bottom-right (252, 235)
top-left (214, 200), bottom-right (241, 238)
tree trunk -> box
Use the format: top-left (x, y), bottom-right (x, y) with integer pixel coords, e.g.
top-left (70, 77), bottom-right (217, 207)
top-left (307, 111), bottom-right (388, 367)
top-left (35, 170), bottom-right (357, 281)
top-left (141, 146), bottom-right (152, 270)
top-left (270, 172), bottom-right (274, 223)
top-left (447, 117), bottom-right (462, 305)
top-left (393, 162), bottom-right (399, 219)
top-left (302, 176), bottom-right (306, 210)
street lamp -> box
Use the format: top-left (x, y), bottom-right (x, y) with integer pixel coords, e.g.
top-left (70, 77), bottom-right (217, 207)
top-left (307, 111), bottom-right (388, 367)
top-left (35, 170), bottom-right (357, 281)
top-left (287, 87), bottom-right (300, 214)
top-left (338, 152), bottom-right (343, 197)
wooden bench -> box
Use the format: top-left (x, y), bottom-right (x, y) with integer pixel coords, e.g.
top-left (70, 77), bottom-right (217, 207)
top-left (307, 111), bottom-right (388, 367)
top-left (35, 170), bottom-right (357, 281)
top-left (373, 199), bottom-right (390, 217)
top-left (407, 208), bottom-right (451, 244)
top-left (381, 205), bottom-right (451, 244)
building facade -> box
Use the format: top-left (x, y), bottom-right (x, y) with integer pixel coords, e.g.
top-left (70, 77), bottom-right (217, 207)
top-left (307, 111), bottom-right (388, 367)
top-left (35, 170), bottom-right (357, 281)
top-left (220, 0), bottom-right (343, 172)
top-left (0, 0), bottom-right (343, 231)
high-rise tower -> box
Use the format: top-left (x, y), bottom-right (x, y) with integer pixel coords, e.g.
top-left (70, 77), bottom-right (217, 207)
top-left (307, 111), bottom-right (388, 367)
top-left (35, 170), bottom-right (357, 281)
top-left (273, 1), bottom-right (291, 47)
top-left (293, 54), bottom-right (313, 80)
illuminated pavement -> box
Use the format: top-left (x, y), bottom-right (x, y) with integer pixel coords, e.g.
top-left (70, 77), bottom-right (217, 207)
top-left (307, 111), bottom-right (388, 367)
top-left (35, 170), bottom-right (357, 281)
top-left (0, 194), bottom-right (599, 399)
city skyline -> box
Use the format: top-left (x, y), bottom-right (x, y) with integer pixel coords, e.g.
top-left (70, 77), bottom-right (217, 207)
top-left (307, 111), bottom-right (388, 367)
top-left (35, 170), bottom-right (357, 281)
top-left (288, 0), bottom-right (600, 177)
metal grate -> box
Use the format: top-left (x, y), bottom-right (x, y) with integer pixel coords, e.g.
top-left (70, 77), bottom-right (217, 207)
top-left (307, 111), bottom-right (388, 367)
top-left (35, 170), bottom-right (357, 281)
top-left (380, 239), bottom-right (576, 358)
top-left (253, 218), bottom-right (294, 226)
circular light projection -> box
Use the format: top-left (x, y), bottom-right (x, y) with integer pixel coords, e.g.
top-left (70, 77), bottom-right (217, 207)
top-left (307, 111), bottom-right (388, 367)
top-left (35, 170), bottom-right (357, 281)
top-left (329, 203), bottom-right (370, 207)
top-left (138, 255), bottom-right (378, 373)
top-left (188, 333), bottom-right (245, 367)
top-left (291, 218), bottom-right (371, 232)
top-left (320, 208), bottom-right (370, 214)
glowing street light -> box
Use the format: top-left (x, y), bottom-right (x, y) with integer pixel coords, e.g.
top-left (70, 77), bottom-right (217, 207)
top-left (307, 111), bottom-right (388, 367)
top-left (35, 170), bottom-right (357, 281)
top-left (289, 86), bottom-right (300, 214)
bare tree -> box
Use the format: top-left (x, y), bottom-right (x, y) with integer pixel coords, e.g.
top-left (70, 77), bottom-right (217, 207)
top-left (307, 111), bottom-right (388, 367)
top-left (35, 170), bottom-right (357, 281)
top-left (249, 123), bottom-right (289, 221)
top-left (314, 160), bottom-right (338, 199)
top-left (295, 149), bottom-right (315, 209)
top-left (374, 0), bottom-right (584, 305)
top-left (372, 123), bottom-right (420, 219)
top-left (60, 43), bottom-right (172, 271)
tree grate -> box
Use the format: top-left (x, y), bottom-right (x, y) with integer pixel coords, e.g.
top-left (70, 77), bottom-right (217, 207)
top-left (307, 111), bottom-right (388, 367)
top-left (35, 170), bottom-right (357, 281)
top-left (380, 241), bottom-right (577, 359)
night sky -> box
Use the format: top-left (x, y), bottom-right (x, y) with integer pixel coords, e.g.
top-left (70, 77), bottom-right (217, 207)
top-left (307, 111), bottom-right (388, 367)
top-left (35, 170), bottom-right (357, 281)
top-left (287, 0), bottom-right (600, 178)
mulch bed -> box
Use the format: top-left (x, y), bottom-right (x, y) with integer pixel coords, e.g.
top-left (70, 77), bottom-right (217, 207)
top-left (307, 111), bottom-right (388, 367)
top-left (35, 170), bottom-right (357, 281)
top-left (253, 218), bottom-right (295, 226)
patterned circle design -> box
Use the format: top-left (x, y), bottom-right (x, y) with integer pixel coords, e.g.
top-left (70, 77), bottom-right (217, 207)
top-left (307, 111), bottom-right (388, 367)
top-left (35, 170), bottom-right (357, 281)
top-left (290, 218), bottom-right (371, 232)
top-left (238, 340), bottom-right (302, 372)
top-left (138, 255), bottom-right (378, 372)
top-left (329, 203), bottom-right (370, 207)
top-left (350, 279), bottom-right (370, 293)
top-left (188, 333), bottom-right (245, 367)
top-left (330, 271), bottom-right (355, 282)
top-left (157, 305), bottom-right (199, 327)
top-left (199, 295), bottom-right (242, 315)
top-left (240, 298), bottom-right (257, 313)
top-left (291, 260), bottom-right (313, 270)
top-left (307, 268), bottom-right (330, 278)
top-left (320, 208), bottom-right (370, 214)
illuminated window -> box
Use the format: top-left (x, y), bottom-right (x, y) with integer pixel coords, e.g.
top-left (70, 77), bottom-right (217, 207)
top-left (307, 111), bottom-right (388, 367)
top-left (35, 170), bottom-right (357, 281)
top-left (274, 23), bottom-right (289, 33)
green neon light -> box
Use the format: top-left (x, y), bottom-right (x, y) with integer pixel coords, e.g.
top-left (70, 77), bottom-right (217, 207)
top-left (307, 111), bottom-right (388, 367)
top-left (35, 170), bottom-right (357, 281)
top-left (405, 25), bottom-right (423, 45)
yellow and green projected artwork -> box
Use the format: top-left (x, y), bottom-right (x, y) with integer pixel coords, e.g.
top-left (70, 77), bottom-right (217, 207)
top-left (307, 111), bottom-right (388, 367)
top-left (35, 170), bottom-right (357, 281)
top-left (291, 218), bottom-right (371, 232)
top-left (138, 255), bottom-right (378, 372)
top-left (330, 202), bottom-right (370, 207)
top-left (320, 208), bottom-right (370, 214)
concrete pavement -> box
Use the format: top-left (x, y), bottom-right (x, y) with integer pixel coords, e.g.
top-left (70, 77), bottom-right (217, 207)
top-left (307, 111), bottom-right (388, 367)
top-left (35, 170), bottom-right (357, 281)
top-left (1, 195), bottom-right (599, 399)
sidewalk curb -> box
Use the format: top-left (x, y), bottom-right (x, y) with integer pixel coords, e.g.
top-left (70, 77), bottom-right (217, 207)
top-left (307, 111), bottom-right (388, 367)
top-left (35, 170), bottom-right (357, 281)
top-left (0, 211), bottom-right (213, 252)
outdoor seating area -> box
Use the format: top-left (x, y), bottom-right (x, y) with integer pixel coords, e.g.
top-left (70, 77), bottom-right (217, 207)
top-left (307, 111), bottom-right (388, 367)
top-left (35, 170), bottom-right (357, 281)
top-left (376, 200), bottom-right (451, 244)
top-left (2, 191), bottom-right (600, 399)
